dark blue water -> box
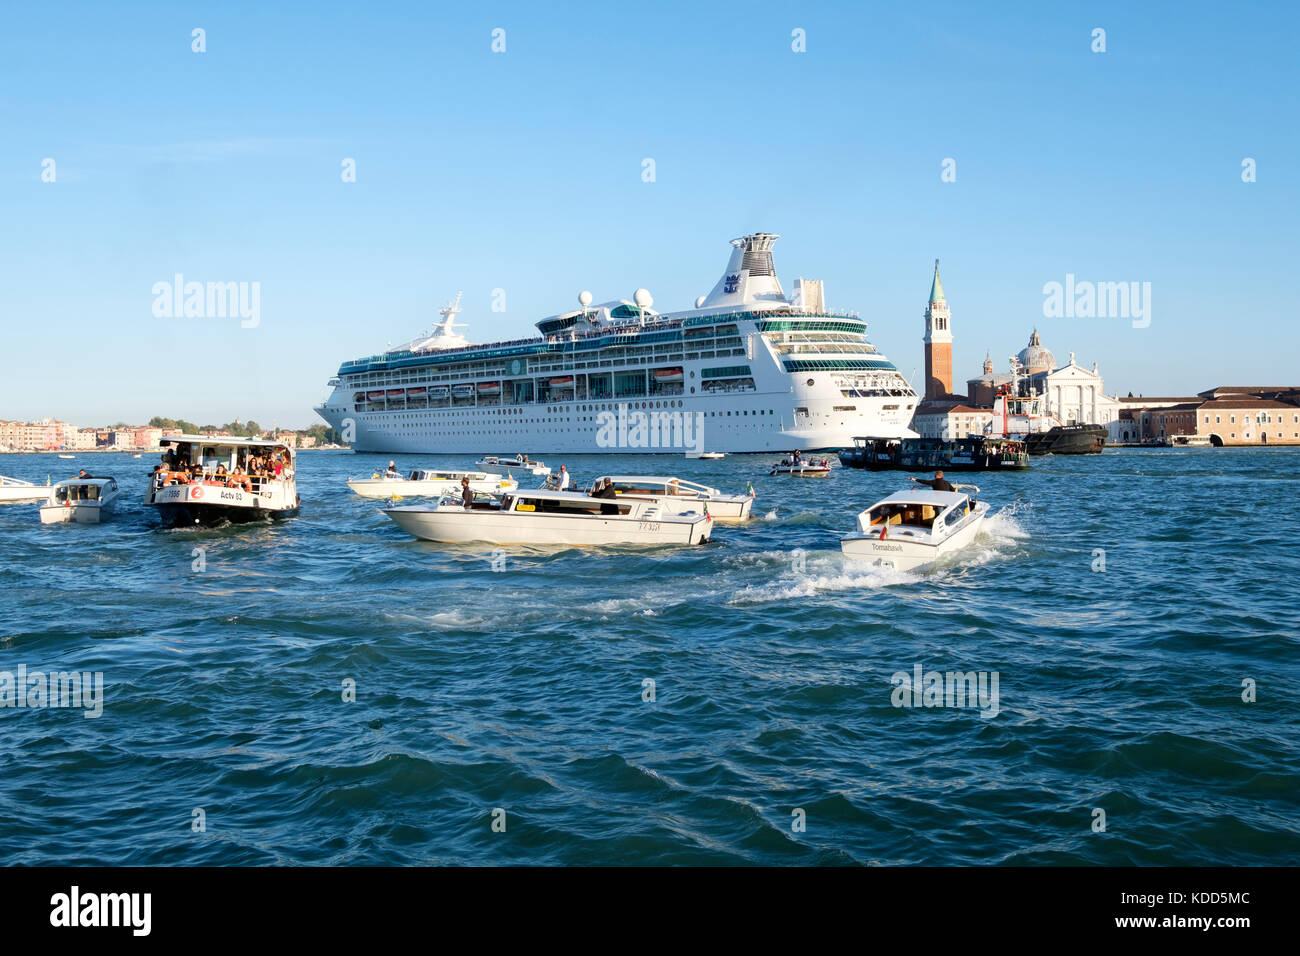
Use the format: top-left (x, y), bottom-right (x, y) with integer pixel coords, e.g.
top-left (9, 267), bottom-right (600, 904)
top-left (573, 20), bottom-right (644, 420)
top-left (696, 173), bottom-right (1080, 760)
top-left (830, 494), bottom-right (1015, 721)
top-left (1, 448), bottom-right (1297, 865)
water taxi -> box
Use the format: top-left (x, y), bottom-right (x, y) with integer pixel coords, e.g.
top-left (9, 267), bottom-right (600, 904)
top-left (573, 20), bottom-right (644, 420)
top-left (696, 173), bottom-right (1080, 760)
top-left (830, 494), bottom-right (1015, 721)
top-left (840, 488), bottom-right (989, 572)
top-left (348, 469), bottom-right (517, 499)
top-left (145, 435), bottom-right (300, 527)
top-left (0, 475), bottom-right (49, 504)
top-left (770, 455), bottom-right (832, 477)
top-left (39, 477), bottom-right (121, 524)
top-left (474, 455), bottom-right (550, 476)
top-left (383, 489), bottom-right (713, 546)
top-left (589, 475), bottom-right (754, 520)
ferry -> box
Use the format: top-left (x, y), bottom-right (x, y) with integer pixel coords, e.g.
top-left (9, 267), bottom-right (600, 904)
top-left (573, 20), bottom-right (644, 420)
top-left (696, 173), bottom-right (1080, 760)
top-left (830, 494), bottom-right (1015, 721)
top-left (145, 436), bottom-right (300, 527)
top-left (839, 435), bottom-right (1029, 471)
top-left (840, 488), bottom-right (989, 572)
top-left (40, 477), bottom-right (121, 524)
top-left (383, 489), bottom-right (713, 546)
top-left (315, 233), bottom-right (918, 454)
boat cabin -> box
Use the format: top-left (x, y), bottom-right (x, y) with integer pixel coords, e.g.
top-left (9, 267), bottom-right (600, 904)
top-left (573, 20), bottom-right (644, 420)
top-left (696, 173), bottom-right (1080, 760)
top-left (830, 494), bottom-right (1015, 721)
top-left (857, 490), bottom-right (974, 537)
top-left (154, 435), bottom-right (294, 491)
top-left (594, 476), bottom-right (718, 499)
top-left (51, 477), bottom-right (117, 503)
top-left (496, 489), bottom-right (641, 517)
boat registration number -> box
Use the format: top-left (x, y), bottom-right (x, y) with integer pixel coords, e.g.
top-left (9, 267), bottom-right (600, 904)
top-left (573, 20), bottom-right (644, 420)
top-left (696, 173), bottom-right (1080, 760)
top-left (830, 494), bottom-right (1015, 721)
top-left (637, 521), bottom-right (662, 533)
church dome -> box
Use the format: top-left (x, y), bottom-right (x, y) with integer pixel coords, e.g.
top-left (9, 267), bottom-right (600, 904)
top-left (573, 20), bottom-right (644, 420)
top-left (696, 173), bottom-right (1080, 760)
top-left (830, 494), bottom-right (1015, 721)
top-left (1017, 328), bottom-right (1056, 374)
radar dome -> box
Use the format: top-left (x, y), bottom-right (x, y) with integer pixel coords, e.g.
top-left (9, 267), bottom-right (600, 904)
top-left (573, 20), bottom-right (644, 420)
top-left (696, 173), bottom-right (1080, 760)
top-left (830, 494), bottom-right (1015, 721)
top-left (578, 290), bottom-right (593, 308)
top-left (695, 296), bottom-right (706, 308)
top-left (633, 288), bottom-right (653, 309)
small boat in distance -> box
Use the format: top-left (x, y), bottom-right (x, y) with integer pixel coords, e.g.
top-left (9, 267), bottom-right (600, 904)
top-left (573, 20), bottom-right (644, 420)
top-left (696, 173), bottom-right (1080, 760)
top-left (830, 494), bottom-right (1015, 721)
top-left (57, 454), bottom-right (75, 459)
top-left (589, 475), bottom-right (755, 520)
top-left (40, 477), bottom-right (121, 524)
top-left (840, 487), bottom-right (989, 572)
top-left (770, 455), bottom-right (832, 477)
top-left (383, 489), bottom-right (713, 546)
top-left (0, 475), bottom-right (50, 504)
top-left (348, 469), bottom-right (517, 499)
top-left (691, 452), bottom-right (726, 460)
top-left (475, 455), bottom-right (550, 476)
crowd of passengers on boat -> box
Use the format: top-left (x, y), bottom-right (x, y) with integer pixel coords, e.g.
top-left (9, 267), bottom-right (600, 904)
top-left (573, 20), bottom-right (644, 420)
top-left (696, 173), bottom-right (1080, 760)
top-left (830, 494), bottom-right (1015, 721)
top-left (150, 443), bottom-right (296, 493)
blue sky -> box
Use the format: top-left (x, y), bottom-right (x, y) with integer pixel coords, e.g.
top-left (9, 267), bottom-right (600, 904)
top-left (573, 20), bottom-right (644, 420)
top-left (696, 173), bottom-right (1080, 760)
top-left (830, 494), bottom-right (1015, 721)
top-left (2, 0), bottom-right (1296, 427)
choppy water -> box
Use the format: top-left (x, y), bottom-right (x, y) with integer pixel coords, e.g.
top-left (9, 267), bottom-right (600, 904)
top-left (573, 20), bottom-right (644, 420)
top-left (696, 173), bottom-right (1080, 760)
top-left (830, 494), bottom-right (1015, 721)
top-left (1, 448), bottom-right (1297, 865)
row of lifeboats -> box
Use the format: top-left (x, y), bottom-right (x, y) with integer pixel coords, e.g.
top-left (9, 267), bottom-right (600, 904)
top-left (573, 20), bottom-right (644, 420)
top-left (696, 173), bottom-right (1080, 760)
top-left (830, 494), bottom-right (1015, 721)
top-left (352, 368), bottom-right (686, 405)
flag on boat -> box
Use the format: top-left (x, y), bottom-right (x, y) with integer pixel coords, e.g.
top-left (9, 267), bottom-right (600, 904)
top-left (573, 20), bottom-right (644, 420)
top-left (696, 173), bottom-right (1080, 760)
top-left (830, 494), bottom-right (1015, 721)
top-left (878, 526), bottom-right (887, 540)
top-left (746, 481), bottom-right (756, 498)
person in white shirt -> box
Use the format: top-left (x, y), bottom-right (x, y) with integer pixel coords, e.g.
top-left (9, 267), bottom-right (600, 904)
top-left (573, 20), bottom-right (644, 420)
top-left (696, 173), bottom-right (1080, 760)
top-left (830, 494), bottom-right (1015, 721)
top-left (557, 465), bottom-right (570, 491)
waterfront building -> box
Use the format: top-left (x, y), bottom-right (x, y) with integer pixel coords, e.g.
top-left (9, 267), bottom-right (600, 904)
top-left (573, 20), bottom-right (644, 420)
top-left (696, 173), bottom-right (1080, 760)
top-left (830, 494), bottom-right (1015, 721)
top-left (1195, 394), bottom-right (1300, 445)
top-left (912, 403), bottom-right (994, 440)
top-left (1029, 352), bottom-right (1120, 428)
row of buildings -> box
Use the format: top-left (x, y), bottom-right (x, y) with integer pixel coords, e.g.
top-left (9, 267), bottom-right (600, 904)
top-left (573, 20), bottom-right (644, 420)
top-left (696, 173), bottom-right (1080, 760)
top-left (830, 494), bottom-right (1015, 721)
top-left (911, 263), bottom-right (1299, 446)
top-left (0, 419), bottom-right (320, 453)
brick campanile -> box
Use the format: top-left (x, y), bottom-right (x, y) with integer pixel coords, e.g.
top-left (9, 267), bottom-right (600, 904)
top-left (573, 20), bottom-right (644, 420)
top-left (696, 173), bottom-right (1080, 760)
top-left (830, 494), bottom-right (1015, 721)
top-left (923, 259), bottom-right (953, 400)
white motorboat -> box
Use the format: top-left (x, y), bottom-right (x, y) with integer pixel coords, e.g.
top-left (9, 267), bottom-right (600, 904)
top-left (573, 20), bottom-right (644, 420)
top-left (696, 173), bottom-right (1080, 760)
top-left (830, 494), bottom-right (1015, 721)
top-left (589, 475), bottom-right (754, 520)
top-left (0, 475), bottom-right (49, 504)
top-left (770, 455), bottom-right (832, 477)
top-left (475, 455), bottom-right (550, 477)
top-left (39, 477), bottom-right (121, 524)
top-left (840, 488), bottom-right (989, 572)
top-left (57, 454), bottom-right (75, 460)
top-left (348, 468), bottom-right (517, 499)
top-left (146, 435), bottom-right (300, 527)
top-left (693, 452), bottom-right (726, 460)
top-left (383, 488), bottom-right (713, 546)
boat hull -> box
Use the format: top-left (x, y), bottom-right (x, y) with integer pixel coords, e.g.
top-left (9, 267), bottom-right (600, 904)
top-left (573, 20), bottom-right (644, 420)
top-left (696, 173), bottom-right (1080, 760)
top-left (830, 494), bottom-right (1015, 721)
top-left (39, 498), bottom-right (117, 524)
top-left (383, 507), bottom-right (712, 546)
top-left (609, 492), bottom-right (752, 520)
top-left (841, 508), bottom-right (987, 571)
top-left (147, 482), bottom-right (299, 527)
top-left (1024, 425), bottom-right (1106, 455)
top-left (0, 488), bottom-right (48, 503)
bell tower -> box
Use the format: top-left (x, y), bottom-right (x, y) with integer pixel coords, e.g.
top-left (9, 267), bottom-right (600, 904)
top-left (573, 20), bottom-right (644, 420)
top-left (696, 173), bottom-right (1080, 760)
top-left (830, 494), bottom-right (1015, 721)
top-left (923, 259), bottom-right (953, 400)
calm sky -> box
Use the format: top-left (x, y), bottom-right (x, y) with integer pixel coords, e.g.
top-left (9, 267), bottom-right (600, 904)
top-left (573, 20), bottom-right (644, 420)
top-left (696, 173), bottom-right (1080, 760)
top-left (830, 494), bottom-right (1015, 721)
top-left (2, 0), bottom-right (1296, 427)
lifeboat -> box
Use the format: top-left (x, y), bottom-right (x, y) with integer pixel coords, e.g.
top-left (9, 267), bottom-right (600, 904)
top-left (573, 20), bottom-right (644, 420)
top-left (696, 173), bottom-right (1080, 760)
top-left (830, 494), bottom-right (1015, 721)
top-left (477, 381), bottom-right (501, 395)
top-left (367, 390), bottom-right (386, 402)
top-left (652, 367), bottom-right (684, 383)
top-left (386, 389), bottom-right (406, 400)
top-left (430, 386), bottom-right (450, 399)
top-left (549, 376), bottom-right (575, 388)
top-left (452, 384), bottom-right (476, 397)
top-left (407, 387), bottom-right (428, 398)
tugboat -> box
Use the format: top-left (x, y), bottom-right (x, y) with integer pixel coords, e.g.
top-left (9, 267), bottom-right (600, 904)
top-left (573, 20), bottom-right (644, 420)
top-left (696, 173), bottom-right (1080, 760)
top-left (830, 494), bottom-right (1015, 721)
top-left (988, 384), bottom-right (1105, 455)
top-left (145, 435), bottom-right (300, 526)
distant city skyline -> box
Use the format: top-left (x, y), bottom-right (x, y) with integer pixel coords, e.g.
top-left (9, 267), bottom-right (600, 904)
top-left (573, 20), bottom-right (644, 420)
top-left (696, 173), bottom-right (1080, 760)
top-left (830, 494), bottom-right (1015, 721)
top-left (2, 1), bottom-right (1296, 428)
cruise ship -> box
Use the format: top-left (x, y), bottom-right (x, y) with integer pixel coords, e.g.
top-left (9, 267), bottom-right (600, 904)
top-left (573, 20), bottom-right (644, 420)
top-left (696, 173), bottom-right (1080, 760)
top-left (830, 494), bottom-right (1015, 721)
top-left (315, 233), bottom-right (919, 454)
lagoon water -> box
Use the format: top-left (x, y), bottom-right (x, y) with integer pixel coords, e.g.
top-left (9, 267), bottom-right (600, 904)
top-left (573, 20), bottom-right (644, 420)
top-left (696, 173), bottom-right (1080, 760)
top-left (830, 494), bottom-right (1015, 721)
top-left (1, 448), bottom-right (1297, 865)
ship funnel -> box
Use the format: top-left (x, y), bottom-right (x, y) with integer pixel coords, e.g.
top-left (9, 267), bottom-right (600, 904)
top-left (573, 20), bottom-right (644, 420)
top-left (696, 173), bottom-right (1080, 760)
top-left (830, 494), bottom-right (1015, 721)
top-left (699, 232), bottom-right (787, 310)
